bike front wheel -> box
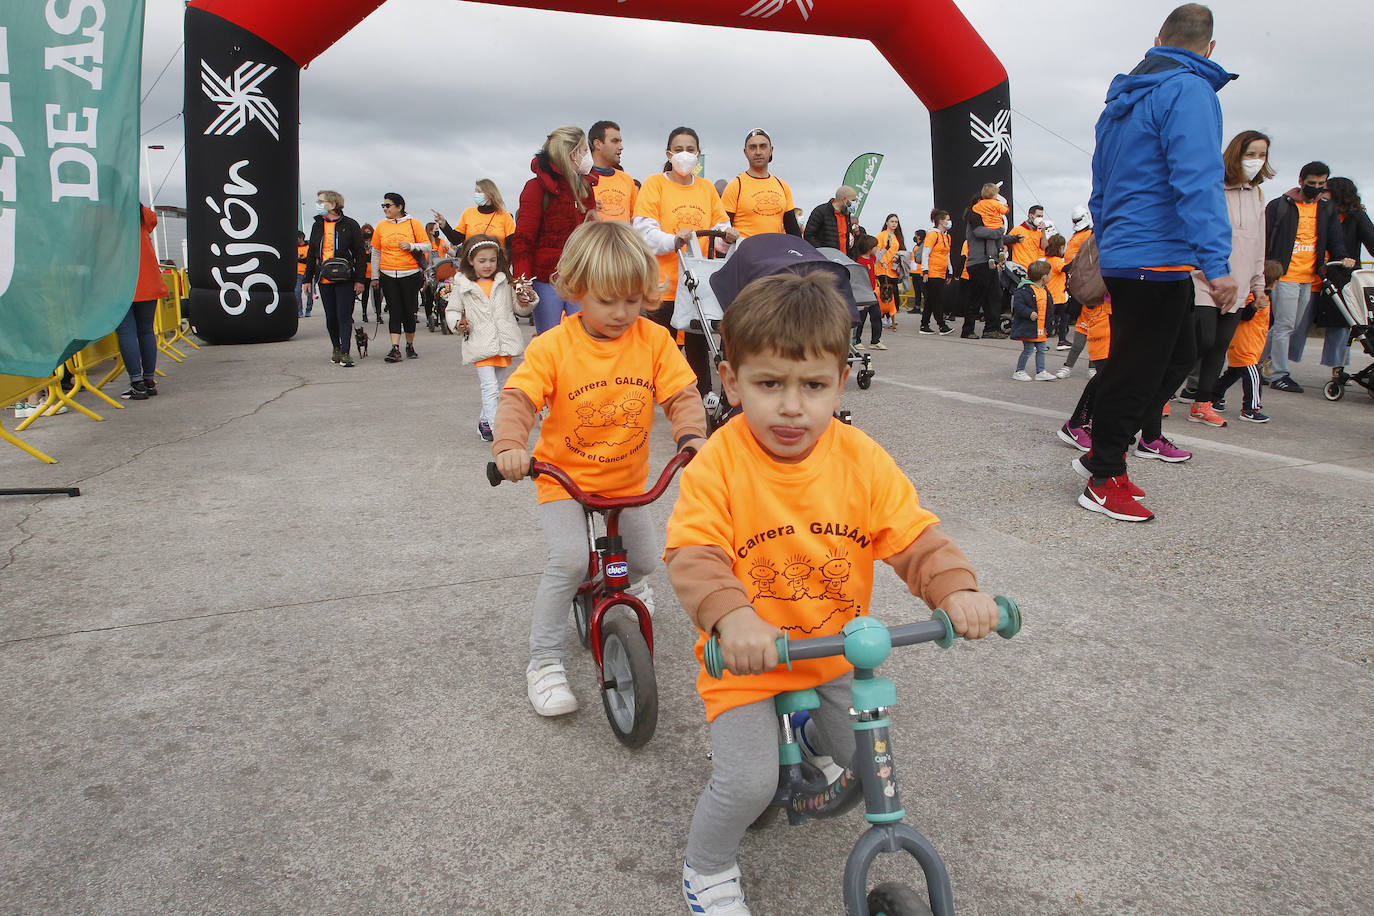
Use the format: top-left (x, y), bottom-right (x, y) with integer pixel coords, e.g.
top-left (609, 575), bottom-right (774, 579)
top-left (599, 613), bottom-right (657, 748)
top-left (866, 881), bottom-right (934, 916)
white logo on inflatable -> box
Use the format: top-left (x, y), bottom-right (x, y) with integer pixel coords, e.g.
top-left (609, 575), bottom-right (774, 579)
top-left (970, 109), bottom-right (1011, 168)
top-left (741, 0), bottom-right (813, 19)
top-left (201, 60), bottom-right (280, 140)
top-left (205, 160), bottom-right (280, 316)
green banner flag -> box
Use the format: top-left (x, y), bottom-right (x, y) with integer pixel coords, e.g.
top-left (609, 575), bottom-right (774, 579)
top-left (842, 153), bottom-right (884, 222)
top-left (0, 3), bottom-right (146, 378)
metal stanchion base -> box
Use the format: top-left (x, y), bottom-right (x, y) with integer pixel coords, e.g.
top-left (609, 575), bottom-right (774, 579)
top-left (0, 487), bottom-right (80, 498)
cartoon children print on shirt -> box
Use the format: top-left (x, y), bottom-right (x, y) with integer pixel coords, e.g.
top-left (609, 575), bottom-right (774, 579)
top-left (748, 544), bottom-right (861, 633)
top-left (565, 382), bottom-right (654, 459)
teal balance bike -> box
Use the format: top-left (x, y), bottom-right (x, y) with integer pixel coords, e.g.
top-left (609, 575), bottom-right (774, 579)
top-left (703, 596), bottom-right (1021, 915)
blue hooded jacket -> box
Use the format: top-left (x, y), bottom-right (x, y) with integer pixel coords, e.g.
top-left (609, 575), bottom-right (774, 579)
top-left (1089, 46), bottom-right (1236, 280)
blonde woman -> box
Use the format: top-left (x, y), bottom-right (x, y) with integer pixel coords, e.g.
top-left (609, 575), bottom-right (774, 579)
top-left (512, 126), bottom-right (599, 333)
top-left (433, 178), bottom-right (517, 253)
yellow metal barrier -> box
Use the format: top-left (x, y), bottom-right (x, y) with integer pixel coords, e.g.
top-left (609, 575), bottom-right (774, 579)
top-left (64, 332), bottom-right (126, 411)
top-left (0, 374), bottom-right (59, 463)
top-left (158, 268), bottom-right (200, 356)
top-left (16, 363), bottom-right (104, 431)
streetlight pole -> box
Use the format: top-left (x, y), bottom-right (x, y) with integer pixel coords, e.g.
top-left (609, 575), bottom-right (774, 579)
top-left (144, 144), bottom-right (165, 262)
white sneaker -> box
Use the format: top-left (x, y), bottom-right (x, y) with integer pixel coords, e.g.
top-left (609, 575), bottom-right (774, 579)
top-left (683, 862), bottom-right (750, 915)
top-left (1034, 370), bottom-right (1057, 381)
top-left (12, 405), bottom-right (34, 420)
top-left (1056, 366), bottom-right (1072, 379)
top-left (871, 342), bottom-right (888, 350)
top-left (1011, 370), bottom-right (1032, 382)
top-left (526, 663), bottom-right (578, 716)
top-left (853, 343), bottom-right (866, 351)
top-left (627, 580), bottom-right (655, 617)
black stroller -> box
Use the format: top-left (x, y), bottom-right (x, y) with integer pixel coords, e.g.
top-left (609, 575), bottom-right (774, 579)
top-left (1317, 263), bottom-right (1374, 401)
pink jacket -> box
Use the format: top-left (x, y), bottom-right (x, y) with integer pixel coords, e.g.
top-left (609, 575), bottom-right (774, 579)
top-left (1192, 182), bottom-right (1266, 311)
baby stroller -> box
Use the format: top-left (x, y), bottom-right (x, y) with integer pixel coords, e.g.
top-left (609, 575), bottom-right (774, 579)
top-left (1318, 264), bottom-right (1374, 402)
top-left (813, 247), bottom-right (877, 389)
top-left (423, 257), bottom-right (460, 334)
top-left (996, 259), bottom-right (1027, 335)
top-left (672, 232), bottom-right (866, 432)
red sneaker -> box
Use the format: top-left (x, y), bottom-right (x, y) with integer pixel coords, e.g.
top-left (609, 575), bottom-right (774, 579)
top-left (1072, 456), bottom-right (1145, 500)
top-left (1078, 476), bottom-right (1155, 521)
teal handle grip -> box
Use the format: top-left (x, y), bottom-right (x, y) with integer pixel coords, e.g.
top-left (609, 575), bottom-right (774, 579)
top-left (932, 595), bottom-right (1021, 648)
top-left (703, 633), bottom-right (790, 680)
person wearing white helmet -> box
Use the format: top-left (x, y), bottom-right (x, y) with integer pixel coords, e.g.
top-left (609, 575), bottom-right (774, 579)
top-left (1056, 205), bottom-right (1097, 373)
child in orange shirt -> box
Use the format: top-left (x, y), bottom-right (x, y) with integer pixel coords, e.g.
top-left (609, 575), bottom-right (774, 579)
top-left (1214, 260), bottom-right (1282, 423)
top-left (445, 235), bottom-right (538, 441)
top-left (664, 272), bottom-right (999, 914)
top-left (971, 182), bottom-right (1009, 231)
top-left (1042, 234), bottom-right (1069, 349)
top-left (492, 221), bottom-right (708, 717)
top-left (1010, 260), bottom-right (1055, 381)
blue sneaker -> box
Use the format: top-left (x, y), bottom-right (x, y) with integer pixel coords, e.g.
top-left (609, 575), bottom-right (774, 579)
top-left (789, 710), bottom-right (845, 784)
top-left (477, 420), bottom-right (494, 442)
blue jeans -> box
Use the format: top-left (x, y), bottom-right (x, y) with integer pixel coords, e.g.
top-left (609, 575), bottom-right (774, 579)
top-left (295, 275), bottom-right (313, 315)
top-left (1016, 339), bottom-right (1047, 373)
top-left (116, 300), bottom-right (158, 381)
top-left (532, 280), bottom-right (579, 334)
top-left (1264, 280), bottom-right (1310, 379)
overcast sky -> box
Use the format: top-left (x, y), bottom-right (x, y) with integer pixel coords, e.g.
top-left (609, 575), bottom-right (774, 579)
top-left (139, 0), bottom-right (1373, 244)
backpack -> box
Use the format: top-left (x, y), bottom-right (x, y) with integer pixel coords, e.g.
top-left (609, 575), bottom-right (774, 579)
top-left (1065, 234), bottom-right (1106, 307)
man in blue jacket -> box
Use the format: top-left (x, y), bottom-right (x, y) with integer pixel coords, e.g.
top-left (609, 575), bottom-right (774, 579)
top-left (1079, 3), bottom-right (1239, 523)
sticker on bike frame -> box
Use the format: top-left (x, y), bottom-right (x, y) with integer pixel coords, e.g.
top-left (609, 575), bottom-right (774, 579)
top-left (606, 561), bottom-right (629, 578)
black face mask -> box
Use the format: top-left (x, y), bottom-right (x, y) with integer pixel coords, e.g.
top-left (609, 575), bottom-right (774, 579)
top-left (1301, 184), bottom-right (1323, 201)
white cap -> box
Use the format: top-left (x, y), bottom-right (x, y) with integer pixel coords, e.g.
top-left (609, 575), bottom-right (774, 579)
top-left (1070, 205), bottom-right (1092, 231)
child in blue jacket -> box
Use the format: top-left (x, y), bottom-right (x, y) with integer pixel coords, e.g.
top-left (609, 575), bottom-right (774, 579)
top-left (1011, 260), bottom-right (1056, 381)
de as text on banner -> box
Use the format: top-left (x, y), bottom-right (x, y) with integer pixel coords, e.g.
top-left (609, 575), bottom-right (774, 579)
top-left (0, 2), bottom-right (145, 378)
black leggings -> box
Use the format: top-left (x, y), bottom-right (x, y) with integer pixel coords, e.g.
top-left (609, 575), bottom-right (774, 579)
top-left (962, 262), bottom-right (1000, 335)
top-left (921, 278), bottom-right (948, 329)
top-left (379, 271), bottom-right (422, 336)
top-left (649, 303), bottom-right (713, 398)
top-left (854, 302), bottom-right (882, 344)
top-left (1193, 308), bottom-right (1242, 402)
top-left (358, 283), bottom-right (383, 321)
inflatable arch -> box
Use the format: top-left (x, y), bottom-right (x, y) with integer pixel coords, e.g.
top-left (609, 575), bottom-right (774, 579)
top-left (184, 0), bottom-right (1012, 344)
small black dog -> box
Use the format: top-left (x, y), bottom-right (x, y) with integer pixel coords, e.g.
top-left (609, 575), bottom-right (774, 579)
top-left (354, 325), bottom-right (370, 358)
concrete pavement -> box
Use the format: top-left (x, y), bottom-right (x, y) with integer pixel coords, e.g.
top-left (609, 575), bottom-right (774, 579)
top-left (1, 312), bottom-right (1370, 914)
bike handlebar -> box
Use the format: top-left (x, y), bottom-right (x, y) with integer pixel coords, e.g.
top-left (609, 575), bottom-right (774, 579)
top-left (703, 596), bottom-right (1021, 679)
top-left (486, 448), bottom-right (696, 511)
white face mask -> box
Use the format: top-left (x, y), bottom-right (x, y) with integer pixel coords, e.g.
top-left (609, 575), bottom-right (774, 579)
top-left (577, 151), bottom-right (594, 175)
top-left (670, 151), bottom-right (699, 177)
top-left (314, 202), bottom-right (327, 216)
top-left (1241, 158), bottom-right (1265, 181)
top-left (474, 192), bottom-right (488, 206)
top-left (1032, 216), bottom-right (1044, 228)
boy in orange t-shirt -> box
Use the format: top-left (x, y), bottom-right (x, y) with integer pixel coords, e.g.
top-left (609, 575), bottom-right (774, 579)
top-left (664, 271), bottom-right (999, 912)
top-left (972, 183), bottom-right (1009, 231)
top-left (492, 222), bottom-right (708, 718)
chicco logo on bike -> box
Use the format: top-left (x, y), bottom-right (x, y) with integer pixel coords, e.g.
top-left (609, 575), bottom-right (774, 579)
top-left (606, 561), bottom-right (629, 578)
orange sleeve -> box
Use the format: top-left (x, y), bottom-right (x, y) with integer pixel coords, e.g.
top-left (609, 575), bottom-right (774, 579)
top-left (882, 524), bottom-right (979, 611)
top-left (720, 176), bottom-right (739, 215)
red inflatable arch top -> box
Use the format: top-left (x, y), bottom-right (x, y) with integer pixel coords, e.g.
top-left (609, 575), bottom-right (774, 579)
top-left (182, 0), bottom-right (1013, 344)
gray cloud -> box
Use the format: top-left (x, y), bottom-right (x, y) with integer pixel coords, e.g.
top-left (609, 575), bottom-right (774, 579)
top-left (141, 0), bottom-right (1374, 245)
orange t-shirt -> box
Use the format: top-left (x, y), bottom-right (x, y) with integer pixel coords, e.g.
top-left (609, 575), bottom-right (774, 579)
top-left (1045, 256), bottom-right (1066, 303)
top-left (1010, 225), bottom-right (1045, 268)
top-left (593, 169), bottom-right (638, 223)
top-left (372, 217), bottom-right (428, 273)
top-left (972, 198), bottom-right (1008, 229)
top-left (1065, 228), bottom-right (1092, 266)
top-left (1077, 299), bottom-right (1112, 361)
top-left (666, 417), bottom-right (940, 721)
top-left (456, 207), bottom-right (516, 243)
top-left (296, 243), bottom-right (308, 276)
top-left (318, 221), bottom-right (339, 284)
top-left (634, 173), bottom-right (728, 300)
top-left (923, 232), bottom-right (951, 278)
top-left (1280, 201), bottom-right (1319, 284)
top-left (504, 313), bottom-right (698, 504)
top-left (1228, 300), bottom-right (1270, 366)
top-left (874, 230), bottom-right (902, 279)
top-left (720, 172), bottom-right (794, 238)
top-left (959, 240), bottom-right (970, 279)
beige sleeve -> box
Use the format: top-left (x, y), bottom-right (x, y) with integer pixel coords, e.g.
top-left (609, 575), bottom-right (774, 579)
top-left (661, 386), bottom-right (708, 445)
top-left (491, 389), bottom-right (538, 458)
top-left (883, 523), bottom-right (980, 610)
top-left (664, 545), bottom-right (751, 635)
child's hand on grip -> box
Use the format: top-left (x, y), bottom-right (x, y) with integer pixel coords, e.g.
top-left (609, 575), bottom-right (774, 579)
top-left (941, 589), bottom-right (999, 640)
top-left (714, 606), bottom-right (783, 675)
top-left (495, 448), bottom-right (530, 482)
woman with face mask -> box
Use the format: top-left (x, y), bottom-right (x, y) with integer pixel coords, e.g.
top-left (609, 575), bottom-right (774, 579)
top-left (512, 126), bottom-right (600, 333)
top-left (432, 179), bottom-right (516, 256)
top-left (303, 189), bottom-right (368, 367)
top-left (632, 127), bottom-right (739, 399)
top-left (1177, 130), bottom-right (1273, 427)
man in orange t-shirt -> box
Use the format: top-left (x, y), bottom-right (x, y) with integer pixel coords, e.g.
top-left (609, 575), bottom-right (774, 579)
top-left (1263, 161), bottom-right (1353, 392)
top-left (588, 120), bottom-right (637, 222)
top-left (720, 129), bottom-right (801, 239)
top-left (664, 272), bottom-right (999, 909)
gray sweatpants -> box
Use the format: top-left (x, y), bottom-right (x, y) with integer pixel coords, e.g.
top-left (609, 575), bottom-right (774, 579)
top-left (530, 498), bottom-right (657, 667)
top-left (685, 673), bottom-right (855, 874)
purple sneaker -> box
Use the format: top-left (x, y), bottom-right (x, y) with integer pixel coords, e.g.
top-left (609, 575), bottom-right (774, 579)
top-left (1134, 436), bottom-right (1191, 463)
top-left (1057, 423), bottom-right (1092, 452)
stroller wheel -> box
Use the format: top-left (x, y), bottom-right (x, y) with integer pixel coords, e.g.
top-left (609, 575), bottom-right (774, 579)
top-left (1323, 380), bottom-right (1344, 401)
top-left (999, 315), bottom-right (1012, 334)
top-left (856, 369), bottom-right (874, 390)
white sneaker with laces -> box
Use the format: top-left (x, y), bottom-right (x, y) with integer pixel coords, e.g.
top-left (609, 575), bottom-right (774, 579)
top-left (1034, 370), bottom-right (1057, 381)
top-left (1056, 366), bottom-right (1072, 379)
top-left (526, 662), bottom-right (578, 716)
top-left (627, 580), bottom-right (655, 617)
top-left (683, 862), bottom-right (750, 915)
top-left (1011, 370), bottom-right (1032, 381)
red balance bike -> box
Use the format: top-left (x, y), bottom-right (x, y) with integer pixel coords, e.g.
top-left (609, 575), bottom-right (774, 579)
top-left (486, 450), bottom-right (695, 748)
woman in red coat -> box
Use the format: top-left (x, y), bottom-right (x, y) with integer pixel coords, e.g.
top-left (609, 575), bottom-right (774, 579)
top-left (511, 125), bottom-right (598, 333)
top-left (116, 204), bottom-right (168, 400)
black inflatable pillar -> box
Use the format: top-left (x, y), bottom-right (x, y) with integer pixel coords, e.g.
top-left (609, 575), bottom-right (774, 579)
top-left (930, 79), bottom-right (1014, 269)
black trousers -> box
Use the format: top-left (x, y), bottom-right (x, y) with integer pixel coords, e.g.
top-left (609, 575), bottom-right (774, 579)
top-left (962, 262), bottom-right (1000, 335)
top-left (1193, 308), bottom-right (1243, 402)
top-left (379, 271), bottom-right (422, 336)
top-left (1215, 364), bottom-right (1261, 411)
top-left (648, 303), bottom-right (713, 397)
top-left (317, 282), bottom-right (354, 354)
top-left (854, 302), bottom-right (882, 344)
top-left (920, 278), bottom-right (948, 329)
top-left (1083, 276), bottom-right (1196, 479)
